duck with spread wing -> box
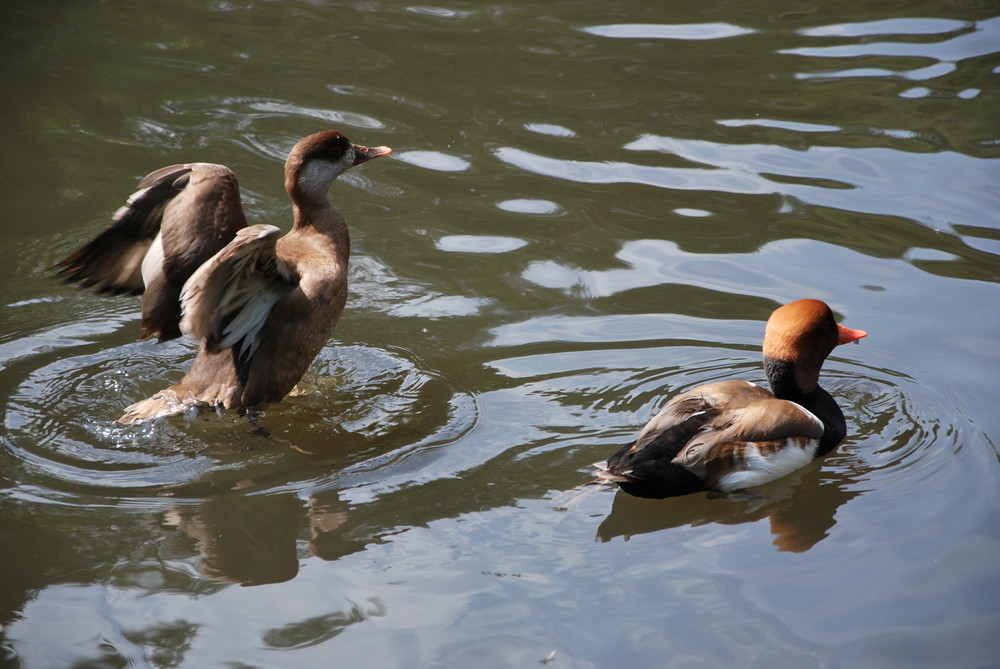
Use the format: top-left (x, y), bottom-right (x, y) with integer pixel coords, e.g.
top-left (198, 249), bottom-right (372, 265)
top-left (53, 130), bottom-right (391, 423)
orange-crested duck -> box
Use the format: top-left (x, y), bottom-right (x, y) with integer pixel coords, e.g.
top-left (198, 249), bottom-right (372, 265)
top-left (595, 299), bottom-right (867, 498)
top-left (53, 130), bottom-right (392, 423)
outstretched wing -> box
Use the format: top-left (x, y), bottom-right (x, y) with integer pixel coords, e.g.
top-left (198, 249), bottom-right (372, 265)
top-left (180, 225), bottom-right (298, 363)
top-left (51, 164), bottom-right (197, 294)
top-left (53, 162), bottom-right (248, 342)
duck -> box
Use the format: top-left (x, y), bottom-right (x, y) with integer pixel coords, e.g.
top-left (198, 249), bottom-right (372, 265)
top-left (595, 299), bottom-right (867, 498)
top-left (52, 130), bottom-right (392, 424)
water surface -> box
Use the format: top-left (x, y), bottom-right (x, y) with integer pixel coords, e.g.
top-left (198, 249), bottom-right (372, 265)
top-left (2, 1), bottom-right (999, 667)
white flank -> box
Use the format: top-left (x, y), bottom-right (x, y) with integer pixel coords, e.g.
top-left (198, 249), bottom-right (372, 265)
top-left (716, 439), bottom-right (819, 491)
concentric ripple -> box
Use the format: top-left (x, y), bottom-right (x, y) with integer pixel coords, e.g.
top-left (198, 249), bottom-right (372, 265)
top-left (2, 339), bottom-right (477, 503)
top-left (487, 335), bottom-right (993, 551)
top-left (486, 332), bottom-right (990, 509)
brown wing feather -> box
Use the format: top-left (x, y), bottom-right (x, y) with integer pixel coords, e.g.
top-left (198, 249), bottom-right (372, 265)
top-left (633, 380), bottom-right (771, 450)
top-left (51, 165), bottom-right (196, 294)
top-left (180, 225), bottom-right (297, 358)
top-left (717, 399), bottom-right (825, 442)
top-left (158, 165), bottom-right (247, 284)
top-left (140, 164), bottom-right (248, 341)
top-left (53, 162), bottom-right (248, 342)
top-left (671, 397), bottom-right (824, 485)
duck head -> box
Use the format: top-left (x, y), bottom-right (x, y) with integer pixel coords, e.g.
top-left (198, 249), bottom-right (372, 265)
top-left (762, 299), bottom-right (867, 396)
top-left (284, 130), bottom-right (392, 209)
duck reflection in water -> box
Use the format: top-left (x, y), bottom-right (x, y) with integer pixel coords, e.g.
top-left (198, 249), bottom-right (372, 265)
top-left (52, 130), bottom-right (391, 424)
top-left (152, 488), bottom-right (385, 653)
top-left (160, 494), bottom-right (303, 586)
top-left (156, 487), bottom-right (372, 586)
top-left (596, 462), bottom-right (862, 552)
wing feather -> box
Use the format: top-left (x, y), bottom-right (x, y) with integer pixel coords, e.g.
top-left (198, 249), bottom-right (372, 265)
top-left (634, 380), bottom-right (769, 449)
top-left (51, 165), bottom-right (195, 294)
top-left (180, 224), bottom-right (297, 362)
top-left (715, 399), bottom-right (824, 443)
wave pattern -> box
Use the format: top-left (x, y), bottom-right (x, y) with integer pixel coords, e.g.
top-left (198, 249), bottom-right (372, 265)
top-left (2, 1), bottom-right (998, 667)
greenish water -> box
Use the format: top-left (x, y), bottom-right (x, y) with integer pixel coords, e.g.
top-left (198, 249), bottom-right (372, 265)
top-left (2, 1), bottom-right (999, 667)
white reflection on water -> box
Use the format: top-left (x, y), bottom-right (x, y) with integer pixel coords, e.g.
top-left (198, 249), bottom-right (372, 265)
top-left (787, 17), bottom-right (998, 61)
top-left (800, 18), bottom-right (968, 37)
top-left (436, 235), bottom-right (528, 253)
top-left (496, 198), bottom-right (563, 215)
top-left (393, 150), bottom-right (471, 172)
top-left (718, 119), bottom-right (841, 133)
top-left (581, 22), bottom-right (753, 40)
top-left (519, 238), bottom-right (873, 302)
top-left (524, 123), bottom-right (576, 138)
top-left (495, 146), bottom-right (773, 194)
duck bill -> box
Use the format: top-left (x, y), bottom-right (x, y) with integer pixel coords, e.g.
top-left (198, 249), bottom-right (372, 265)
top-left (837, 324), bottom-right (868, 345)
top-left (352, 144), bottom-right (392, 166)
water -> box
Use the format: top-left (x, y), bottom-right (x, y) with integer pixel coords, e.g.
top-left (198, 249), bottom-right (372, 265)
top-left (2, 1), bottom-right (999, 667)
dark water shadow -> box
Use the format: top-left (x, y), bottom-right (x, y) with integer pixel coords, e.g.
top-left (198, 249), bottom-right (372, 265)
top-left (595, 463), bottom-right (862, 552)
top-left (148, 483), bottom-right (409, 588)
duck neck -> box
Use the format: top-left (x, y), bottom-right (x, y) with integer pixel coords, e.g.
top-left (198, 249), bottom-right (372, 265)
top-left (763, 356), bottom-right (806, 402)
top-left (764, 355), bottom-right (845, 454)
top-left (288, 177), bottom-right (340, 231)
top-left (292, 200), bottom-right (331, 227)
top-left (286, 158), bottom-right (340, 224)
top-left (289, 183), bottom-right (333, 222)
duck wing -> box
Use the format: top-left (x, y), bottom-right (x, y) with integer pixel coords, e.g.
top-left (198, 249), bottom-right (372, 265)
top-left (52, 163), bottom-right (247, 341)
top-left (52, 164), bottom-right (196, 294)
top-left (597, 381), bottom-right (768, 492)
top-left (632, 380), bottom-right (771, 450)
top-left (180, 224), bottom-right (298, 366)
top-left (672, 395), bottom-right (826, 491)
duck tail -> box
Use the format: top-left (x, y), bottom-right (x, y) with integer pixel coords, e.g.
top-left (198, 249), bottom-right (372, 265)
top-left (593, 460), bottom-right (632, 483)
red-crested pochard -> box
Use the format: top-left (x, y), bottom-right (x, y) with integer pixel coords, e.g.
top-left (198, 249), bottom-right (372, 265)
top-left (595, 299), bottom-right (867, 498)
top-left (53, 130), bottom-right (392, 424)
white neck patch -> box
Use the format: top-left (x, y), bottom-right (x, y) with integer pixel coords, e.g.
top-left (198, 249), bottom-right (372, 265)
top-left (296, 150), bottom-right (354, 204)
top-left (297, 160), bottom-right (335, 203)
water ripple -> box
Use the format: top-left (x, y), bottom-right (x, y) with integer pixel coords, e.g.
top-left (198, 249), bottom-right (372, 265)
top-left (787, 17), bottom-right (996, 61)
top-left (2, 337), bottom-right (476, 502)
top-left (436, 235), bottom-right (528, 254)
top-left (495, 146), bottom-right (772, 195)
top-left (800, 18), bottom-right (969, 38)
top-left (496, 133), bottom-right (1000, 242)
top-left (393, 150), bottom-right (471, 172)
top-left (496, 198), bottom-right (563, 215)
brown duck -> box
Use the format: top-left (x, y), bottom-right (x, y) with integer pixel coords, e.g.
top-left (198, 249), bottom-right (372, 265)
top-left (595, 299), bottom-right (867, 498)
top-left (53, 130), bottom-right (392, 423)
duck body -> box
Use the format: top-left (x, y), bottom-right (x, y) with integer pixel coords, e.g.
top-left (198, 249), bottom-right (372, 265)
top-left (596, 299), bottom-right (866, 498)
top-left (125, 220), bottom-right (348, 418)
top-left (54, 131), bottom-right (391, 424)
